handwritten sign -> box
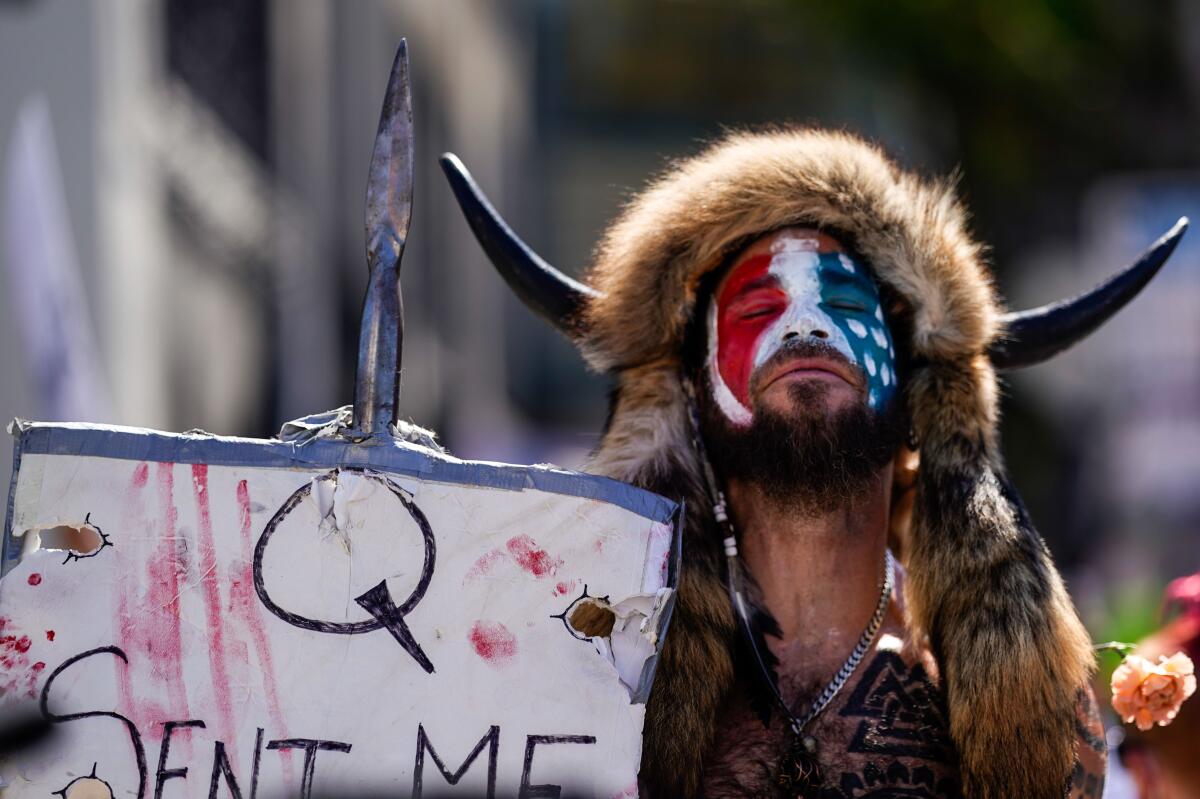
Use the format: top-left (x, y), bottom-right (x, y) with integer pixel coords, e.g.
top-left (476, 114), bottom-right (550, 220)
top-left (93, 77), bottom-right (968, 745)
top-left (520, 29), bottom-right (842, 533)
top-left (0, 422), bottom-right (679, 798)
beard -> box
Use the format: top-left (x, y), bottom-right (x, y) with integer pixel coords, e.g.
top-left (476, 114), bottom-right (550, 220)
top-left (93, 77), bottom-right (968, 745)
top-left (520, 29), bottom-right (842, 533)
top-left (699, 344), bottom-right (905, 514)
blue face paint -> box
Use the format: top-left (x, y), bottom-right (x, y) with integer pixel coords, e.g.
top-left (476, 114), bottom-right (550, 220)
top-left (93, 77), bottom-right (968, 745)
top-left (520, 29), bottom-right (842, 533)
top-left (814, 251), bottom-right (897, 410)
top-left (708, 231), bottom-right (897, 425)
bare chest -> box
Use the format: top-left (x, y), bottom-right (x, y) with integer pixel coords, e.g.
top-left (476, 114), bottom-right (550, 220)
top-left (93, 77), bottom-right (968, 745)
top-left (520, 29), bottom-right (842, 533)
top-left (704, 649), bottom-right (962, 798)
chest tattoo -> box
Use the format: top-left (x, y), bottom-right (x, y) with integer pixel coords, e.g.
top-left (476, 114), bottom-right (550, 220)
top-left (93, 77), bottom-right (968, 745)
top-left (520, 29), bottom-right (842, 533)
top-left (706, 650), bottom-right (962, 798)
top-left (838, 652), bottom-right (956, 764)
top-left (817, 652), bottom-right (960, 798)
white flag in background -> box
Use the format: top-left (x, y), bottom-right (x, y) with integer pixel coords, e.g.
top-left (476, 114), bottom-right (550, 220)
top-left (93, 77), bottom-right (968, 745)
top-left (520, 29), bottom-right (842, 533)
top-left (2, 96), bottom-right (112, 422)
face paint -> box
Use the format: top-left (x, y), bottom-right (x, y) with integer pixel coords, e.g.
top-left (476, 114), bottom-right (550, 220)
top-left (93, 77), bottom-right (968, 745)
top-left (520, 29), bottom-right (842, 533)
top-left (706, 231), bottom-right (897, 426)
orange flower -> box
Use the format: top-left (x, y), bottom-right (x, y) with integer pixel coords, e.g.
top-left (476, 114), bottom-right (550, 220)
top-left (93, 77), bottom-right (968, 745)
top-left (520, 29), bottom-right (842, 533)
top-left (1111, 651), bottom-right (1197, 731)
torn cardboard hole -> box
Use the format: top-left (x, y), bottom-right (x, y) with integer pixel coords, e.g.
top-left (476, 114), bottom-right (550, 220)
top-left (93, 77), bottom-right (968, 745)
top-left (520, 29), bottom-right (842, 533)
top-left (21, 516), bottom-right (107, 561)
top-left (569, 599), bottom-right (616, 638)
top-left (571, 590), bottom-right (674, 701)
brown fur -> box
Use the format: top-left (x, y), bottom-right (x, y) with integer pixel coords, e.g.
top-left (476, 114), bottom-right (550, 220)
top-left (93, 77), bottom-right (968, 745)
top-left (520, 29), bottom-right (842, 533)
top-left (581, 130), bottom-right (1095, 797)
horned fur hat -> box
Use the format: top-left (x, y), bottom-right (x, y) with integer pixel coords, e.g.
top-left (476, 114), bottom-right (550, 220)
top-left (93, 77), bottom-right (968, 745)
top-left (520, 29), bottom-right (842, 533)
top-left (440, 129), bottom-right (1186, 797)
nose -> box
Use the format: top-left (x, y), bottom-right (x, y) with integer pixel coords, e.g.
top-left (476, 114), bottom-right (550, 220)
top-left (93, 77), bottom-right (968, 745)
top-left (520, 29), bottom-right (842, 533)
top-left (783, 328), bottom-right (830, 342)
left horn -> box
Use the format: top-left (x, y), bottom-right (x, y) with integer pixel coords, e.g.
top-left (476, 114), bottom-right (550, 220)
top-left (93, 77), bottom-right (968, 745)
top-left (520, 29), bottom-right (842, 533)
top-left (439, 153), bottom-right (599, 339)
top-left (990, 217), bottom-right (1188, 370)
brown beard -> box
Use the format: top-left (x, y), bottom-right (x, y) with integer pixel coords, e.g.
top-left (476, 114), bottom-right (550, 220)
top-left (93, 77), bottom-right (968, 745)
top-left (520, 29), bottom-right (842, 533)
top-left (699, 342), bottom-right (904, 514)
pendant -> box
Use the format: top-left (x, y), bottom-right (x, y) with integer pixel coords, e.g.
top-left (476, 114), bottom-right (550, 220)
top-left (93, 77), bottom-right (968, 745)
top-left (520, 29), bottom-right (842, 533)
top-left (776, 731), bottom-right (822, 798)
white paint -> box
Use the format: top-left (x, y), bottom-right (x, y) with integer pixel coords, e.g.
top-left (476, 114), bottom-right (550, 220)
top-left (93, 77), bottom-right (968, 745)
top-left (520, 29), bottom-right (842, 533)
top-left (756, 235), bottom-right (855, 371)
top-left (881, 364), bottom-right (891, 386)
top-left (875, 305), bottom-right (885, 322)
top-left (865, 352), bottom-right (877, 377)
top-left (871, 326), bottom-right (889, 349)
top-left (847, 319), bottom-right (868, 339)
top-left (0, 451), bottom-right (675, 797)
top-left (838, 254), bottom-right (856, 273)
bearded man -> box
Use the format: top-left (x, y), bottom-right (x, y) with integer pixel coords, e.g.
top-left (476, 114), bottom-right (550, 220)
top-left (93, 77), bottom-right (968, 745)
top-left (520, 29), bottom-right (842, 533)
top-left (440, 130), bottom-right (1185, 798)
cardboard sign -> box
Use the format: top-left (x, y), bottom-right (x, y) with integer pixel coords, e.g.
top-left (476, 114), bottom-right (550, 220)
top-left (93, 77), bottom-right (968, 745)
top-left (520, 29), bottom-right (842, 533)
top-left (0, 421), bottom-right (679, 798)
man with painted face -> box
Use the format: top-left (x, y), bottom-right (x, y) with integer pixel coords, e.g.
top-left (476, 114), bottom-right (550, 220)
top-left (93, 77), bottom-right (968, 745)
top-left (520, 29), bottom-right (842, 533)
top-left (696, 228), bottom-right (977, 797)
top-left (701, 230), bottom-right (902, 511)
top-left (440, 130), bottom-right (1186, 798)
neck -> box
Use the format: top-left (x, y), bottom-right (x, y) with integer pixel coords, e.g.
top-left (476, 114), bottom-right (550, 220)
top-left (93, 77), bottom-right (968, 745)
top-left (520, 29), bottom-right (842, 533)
top-left (726, 467), bottom-right (892, 682)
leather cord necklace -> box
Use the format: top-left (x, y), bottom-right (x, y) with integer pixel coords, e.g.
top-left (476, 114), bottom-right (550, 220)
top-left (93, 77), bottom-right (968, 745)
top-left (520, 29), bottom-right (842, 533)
top-left (685, 381), bottom-right (895, 796)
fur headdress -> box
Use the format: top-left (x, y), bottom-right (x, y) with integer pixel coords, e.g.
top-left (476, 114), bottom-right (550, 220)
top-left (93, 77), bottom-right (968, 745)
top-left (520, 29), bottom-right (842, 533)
top-left (440, 129), bottom-right (1185, 798)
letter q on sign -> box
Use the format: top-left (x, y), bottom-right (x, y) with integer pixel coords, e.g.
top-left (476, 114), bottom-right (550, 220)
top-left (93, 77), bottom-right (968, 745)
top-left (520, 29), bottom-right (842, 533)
top-left (252, 468), bottom-right (437, 672)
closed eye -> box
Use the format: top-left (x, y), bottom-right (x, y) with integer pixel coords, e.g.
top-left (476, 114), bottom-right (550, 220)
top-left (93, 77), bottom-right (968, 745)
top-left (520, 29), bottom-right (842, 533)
top-left (826, 299), bottom-right (867, 312)
top-left (740, 305), bottom-right (783, 320)
top-left (729, 290), bottom-right (787, 320)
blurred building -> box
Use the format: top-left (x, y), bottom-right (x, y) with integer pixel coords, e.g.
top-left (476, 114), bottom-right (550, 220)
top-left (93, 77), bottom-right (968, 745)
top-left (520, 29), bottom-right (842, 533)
top-left (0, 2), bottom-right (586, 473)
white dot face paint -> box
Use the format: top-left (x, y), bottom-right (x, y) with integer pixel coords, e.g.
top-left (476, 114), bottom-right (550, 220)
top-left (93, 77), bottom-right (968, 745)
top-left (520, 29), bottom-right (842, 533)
top-left (706, 230), bottom-right (898, 426)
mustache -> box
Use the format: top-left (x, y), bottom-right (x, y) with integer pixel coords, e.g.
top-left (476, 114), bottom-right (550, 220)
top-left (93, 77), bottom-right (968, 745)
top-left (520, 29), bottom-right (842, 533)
top-left (748, 339), bottom-right (866, 395)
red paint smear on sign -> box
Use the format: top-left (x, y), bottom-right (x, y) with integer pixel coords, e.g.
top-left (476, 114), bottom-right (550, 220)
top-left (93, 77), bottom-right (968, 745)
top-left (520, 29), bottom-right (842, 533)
top-left (26, 573), bottom-right (41, 586)
top-left (468, 621), bottom-right (517, 665)
top-left (611, 782), bottom-right (639, 799)
top-left (115, 461), bottom-right (165, 732)
top-left (464, 549), bottom-right (506, 581)
top-left (0, 620), bottom-right (43, 699)
top-left (192, 465), bottom-right (238, 753)
top-left (554, 579), bottom-right (579, 597)
top-left (143, 463), bottom-right (190, 724)
top-left (232, 479), bottom-right (292, 775)
top-left (505, 535), bottom-right (562, 579)
top-left (45, 630), bottom-right (55, 642)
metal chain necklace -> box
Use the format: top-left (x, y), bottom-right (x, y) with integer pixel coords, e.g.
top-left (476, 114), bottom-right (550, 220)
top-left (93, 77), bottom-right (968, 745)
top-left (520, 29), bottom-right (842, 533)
top-left (789, 546), bottom-right (894, 738)
top-left (778, 547), bottom-right (894, 790)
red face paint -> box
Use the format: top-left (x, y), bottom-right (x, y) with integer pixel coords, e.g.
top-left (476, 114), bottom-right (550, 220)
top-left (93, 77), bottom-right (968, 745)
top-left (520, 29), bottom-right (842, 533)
top-left (713, 253), bottom-right (784, 410)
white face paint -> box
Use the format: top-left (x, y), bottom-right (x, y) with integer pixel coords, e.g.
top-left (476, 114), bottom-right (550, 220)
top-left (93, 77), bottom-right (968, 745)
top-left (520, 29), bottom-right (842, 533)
top-left (749, 235), bottom-right (858, 373)
top-left (706, 231), bottom-right (897, 426)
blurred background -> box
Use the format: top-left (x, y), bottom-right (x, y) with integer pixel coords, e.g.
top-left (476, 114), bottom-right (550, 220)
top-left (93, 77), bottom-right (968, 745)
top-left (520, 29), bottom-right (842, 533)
top-left (1, 0), bottom-right (1199, 789)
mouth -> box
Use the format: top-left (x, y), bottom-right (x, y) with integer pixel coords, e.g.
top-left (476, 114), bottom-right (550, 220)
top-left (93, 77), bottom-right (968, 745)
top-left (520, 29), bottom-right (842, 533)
top-left (758, 356), bottom-right (861, 393)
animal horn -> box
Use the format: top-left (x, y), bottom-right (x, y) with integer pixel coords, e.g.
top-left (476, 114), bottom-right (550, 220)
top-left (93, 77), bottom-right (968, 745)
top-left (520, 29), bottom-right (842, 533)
top-left (439, 153), bottom-right (598, 338)
top-left (990, 217), bottom-right (1188, 370)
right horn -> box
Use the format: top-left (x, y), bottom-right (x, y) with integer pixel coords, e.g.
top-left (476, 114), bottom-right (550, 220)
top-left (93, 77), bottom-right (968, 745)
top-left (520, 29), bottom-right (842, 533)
top-left (440, 153), bottom-right (599, 339)
top-left (989, 217), bottom-right (1188, 370)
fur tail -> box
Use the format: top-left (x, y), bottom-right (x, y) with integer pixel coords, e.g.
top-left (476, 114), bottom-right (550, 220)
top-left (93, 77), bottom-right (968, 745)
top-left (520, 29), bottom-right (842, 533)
top-left (906, 357), bottom-right (1095, 799)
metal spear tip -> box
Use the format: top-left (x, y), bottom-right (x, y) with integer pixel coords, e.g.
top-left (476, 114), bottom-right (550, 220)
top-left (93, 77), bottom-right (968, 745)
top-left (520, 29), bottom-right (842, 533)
top-left (364, 38), bottom-right (414, 270)
top-left (350, 39), bottom-right (415, 437)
